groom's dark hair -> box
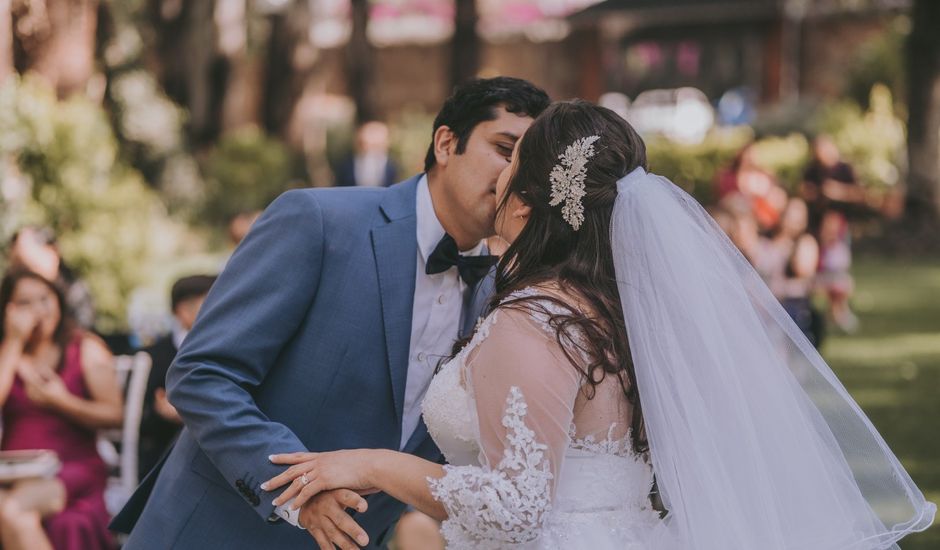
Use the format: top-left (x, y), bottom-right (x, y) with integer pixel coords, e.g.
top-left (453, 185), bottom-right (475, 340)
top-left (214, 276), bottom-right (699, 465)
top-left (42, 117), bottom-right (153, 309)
top-left (423, 77), bottom-right (550, 172)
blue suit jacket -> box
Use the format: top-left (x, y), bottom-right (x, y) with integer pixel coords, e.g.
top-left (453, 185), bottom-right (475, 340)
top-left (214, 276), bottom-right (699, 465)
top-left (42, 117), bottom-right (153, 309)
top-left (112, 176), bottom-right (491, 549)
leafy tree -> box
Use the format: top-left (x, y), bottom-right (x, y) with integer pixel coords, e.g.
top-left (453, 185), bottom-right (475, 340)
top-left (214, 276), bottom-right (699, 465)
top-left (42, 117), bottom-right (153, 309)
top-left (0, 76), bottom-right (169, 331)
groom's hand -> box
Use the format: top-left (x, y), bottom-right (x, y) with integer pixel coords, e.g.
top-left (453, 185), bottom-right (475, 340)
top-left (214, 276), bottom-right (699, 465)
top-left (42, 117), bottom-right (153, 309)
top-left (299, 489), bottom-right (369, 550)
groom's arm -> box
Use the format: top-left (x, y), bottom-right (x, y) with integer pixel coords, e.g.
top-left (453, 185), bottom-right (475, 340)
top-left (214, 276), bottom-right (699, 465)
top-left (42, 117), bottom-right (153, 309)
top-left (166, 189), bottom-right (324, 522)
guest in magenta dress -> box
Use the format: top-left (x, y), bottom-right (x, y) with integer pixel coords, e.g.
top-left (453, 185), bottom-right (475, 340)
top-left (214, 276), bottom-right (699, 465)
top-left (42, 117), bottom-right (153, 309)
top-left (0, 269), bottom-right (123, 550)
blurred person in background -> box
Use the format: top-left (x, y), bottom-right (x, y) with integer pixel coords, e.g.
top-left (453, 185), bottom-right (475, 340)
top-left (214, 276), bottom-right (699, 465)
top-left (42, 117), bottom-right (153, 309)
top-left (715, 142), bottom-right (788, 232)
top-left (817, 210), bottom-right (857, 333)
top-left (335, 121), bottom-right (398, 188)
top-left (0, 269), bottom-right (122, 550)
top-left (8, 227), bottom-right (96, 331)
top-left (801, 135), bottom-right (865, 332)
top-left (755, 198), bottom-right (823, 347)
top-left (714, 194), bottom-right (761, 264)
top-left (801, 135), bottom-right (867, 234)
top-left (137, 275), bottom-right (216, 479)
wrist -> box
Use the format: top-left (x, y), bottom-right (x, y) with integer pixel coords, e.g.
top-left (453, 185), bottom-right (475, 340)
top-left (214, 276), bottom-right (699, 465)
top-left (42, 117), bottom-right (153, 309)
top-left (0, 338), bottom-right (24, 357)
top-left (47, 390), bottom-right (76, 413)
top-left (366, 449), bottom-right (392, 490)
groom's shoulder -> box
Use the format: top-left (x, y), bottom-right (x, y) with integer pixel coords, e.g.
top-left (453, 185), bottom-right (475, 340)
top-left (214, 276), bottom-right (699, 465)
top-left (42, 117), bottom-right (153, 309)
top-left (277, 176), bottom-right (418, 218)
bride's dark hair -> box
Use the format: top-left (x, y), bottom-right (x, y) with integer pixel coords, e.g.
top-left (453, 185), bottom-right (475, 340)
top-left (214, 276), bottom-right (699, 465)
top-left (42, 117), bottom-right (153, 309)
top-left (493, 99), bottom-right (649, 453)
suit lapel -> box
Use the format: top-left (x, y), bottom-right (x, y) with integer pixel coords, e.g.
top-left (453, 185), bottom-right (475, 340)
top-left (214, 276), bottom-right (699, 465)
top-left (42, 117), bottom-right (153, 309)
top-left (371, 177), bottom-right (419, 433)
top-left (403, 416), bottom-right (430, 453)
top-left (459, 267), bottom-right (496, 339)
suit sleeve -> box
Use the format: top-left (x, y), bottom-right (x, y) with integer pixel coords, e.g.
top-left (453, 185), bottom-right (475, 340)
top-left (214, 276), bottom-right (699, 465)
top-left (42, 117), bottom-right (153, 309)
top-left (166, 189), bottom-right (325, 522)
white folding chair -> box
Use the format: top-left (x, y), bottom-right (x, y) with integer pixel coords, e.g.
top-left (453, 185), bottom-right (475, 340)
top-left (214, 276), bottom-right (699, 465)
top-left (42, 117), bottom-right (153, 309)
top-left (99, 352), bottom-right (152, 516)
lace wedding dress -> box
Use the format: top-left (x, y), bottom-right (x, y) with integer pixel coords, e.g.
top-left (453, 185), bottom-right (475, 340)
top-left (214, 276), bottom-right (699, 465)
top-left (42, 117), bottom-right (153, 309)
top-left (421, 289), bottom-right (661, 549)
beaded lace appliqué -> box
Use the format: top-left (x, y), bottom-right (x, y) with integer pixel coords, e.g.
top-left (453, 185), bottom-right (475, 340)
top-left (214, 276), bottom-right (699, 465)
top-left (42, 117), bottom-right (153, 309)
top-left (568, 424), bottom-right (636, 459)
top-left (427, 386), bottom-right (553, 549)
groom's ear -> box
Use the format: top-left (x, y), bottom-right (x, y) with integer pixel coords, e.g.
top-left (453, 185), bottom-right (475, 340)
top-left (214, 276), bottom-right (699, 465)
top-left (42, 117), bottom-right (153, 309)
top-left (433, 126), bottom-right (457, 167)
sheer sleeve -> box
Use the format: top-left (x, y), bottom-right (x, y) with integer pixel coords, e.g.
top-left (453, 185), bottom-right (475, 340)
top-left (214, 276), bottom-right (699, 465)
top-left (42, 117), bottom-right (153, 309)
top-left (427, 307), bottom-right (581, 547)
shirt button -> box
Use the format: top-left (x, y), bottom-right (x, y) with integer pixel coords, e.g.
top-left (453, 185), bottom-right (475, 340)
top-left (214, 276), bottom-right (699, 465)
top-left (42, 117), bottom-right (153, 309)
top-left (437, 295), bottom-right (447, 304)
top-left (417, 352), bottom-right (426, 362)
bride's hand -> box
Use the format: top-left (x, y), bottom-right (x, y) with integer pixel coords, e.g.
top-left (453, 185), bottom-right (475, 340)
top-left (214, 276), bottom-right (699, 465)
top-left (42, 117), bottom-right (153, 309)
top-left (263, 449), bottom-right (382, 510)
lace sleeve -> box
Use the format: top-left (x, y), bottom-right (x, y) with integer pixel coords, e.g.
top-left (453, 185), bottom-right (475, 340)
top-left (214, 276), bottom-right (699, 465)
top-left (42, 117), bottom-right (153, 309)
top-left (427, 308), bottom-right (581, 547)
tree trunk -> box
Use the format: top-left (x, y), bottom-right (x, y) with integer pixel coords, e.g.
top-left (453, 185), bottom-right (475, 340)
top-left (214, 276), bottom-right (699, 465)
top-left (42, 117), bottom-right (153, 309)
top-left (11, 0), bottom-right (98, 97)
top-left (905, 0), bottom-right (940, 225)
top-left (0, 0), bottom-right (12, 83)
top-left (346, 0), bottom-right (375, 123)
top-left (261, 1), bottom-right (312, 138)
top-left (148, 0), bottom-right (223, 145)
top-left (451, 0), bottom-right (479, 89)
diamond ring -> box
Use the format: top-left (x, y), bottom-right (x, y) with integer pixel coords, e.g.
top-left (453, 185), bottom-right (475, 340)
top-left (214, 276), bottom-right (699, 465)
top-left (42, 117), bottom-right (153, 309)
top-left (301, 473), bottom-right (310, 486)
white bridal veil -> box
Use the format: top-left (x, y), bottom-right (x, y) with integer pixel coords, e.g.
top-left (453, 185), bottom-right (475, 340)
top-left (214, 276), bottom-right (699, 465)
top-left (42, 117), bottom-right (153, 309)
top-left (611, 167), bottom-right (935, 549)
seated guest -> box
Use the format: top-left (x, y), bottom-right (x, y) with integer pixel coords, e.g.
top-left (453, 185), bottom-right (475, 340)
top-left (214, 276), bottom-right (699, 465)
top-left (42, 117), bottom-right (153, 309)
top-left (715, 142), bottom-right (788, 232)
top-left (137, 275), bottom-right (216, 478)
top-left (757, 198), bottom-right (822, 347)
top-left (0, 269), bottom-right (123, 550)
top-left (8, 227), bottom-right (96, 330)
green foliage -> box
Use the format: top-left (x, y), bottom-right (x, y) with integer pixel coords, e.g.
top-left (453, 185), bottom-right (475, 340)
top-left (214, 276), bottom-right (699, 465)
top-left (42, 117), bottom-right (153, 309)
top-left (389, 107), bottom-right (437, 175)
top-left (646, 128), bottom-right (751, 204)
top-left (813, 84), bottom-right (906, 189)
top-left (100, 4), bottom-right (206, 220)
top-left (845, 16), bottom-right (908, 110)
top-left (750, 133), bottom-right (811, 192)
top-left (0, 76), bottom-right (168, 332)
top-left (201, 126), bottom-right (295, 227)
top-left (648, 85), bottom-right (906, 204)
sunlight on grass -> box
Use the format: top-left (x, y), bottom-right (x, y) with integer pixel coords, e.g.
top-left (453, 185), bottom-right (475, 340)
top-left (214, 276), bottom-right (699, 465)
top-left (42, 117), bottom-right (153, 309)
top-left (823, 256), bottom-right (940, 549)
top-left (827, 333), bottom-right (940, 365)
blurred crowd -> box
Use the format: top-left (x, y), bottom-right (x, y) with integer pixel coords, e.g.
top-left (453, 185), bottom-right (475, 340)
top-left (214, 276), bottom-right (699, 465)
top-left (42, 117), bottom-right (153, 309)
top-left (712, 134), bottom-right (873, 347)
top-left (0, 218), bottom-right (224, 549)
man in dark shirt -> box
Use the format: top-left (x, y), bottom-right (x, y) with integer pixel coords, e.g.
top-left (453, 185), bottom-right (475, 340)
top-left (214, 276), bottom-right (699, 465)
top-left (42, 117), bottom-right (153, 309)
top-left (801, 135), bottom-right (869, 234)
top-left (137, 275), bottom-right (216, 478)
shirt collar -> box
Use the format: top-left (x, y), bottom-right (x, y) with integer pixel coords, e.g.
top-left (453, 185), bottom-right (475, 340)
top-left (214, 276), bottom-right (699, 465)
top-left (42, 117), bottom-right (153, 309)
top-left (171, 322), bottom-right (188, 350)
top-left (416, 174), bottom-right (485, 263)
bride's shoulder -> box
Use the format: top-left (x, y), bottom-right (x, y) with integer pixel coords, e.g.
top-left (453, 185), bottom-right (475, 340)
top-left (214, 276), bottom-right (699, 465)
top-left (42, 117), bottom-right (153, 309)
top-left (493, 283), bottom-right (592, 342)
top-left (499, 283), bottom-right (590, 318)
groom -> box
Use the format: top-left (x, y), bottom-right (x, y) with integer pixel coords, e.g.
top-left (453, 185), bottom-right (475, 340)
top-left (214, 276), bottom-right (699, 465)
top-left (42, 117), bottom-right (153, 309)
top-left (112, 77), bottom-right (549, 549)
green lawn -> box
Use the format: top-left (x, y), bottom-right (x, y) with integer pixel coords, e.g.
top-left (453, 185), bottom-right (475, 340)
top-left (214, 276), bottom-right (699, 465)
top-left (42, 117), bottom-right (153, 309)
top-left (822, 256), bottom-right (940, 549)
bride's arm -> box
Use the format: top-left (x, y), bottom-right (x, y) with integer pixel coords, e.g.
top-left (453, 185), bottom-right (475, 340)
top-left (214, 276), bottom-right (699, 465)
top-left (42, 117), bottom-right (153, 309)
top-left (265, 448), bottom-right (448, 520)
top-left (264, 307), bottom-right (582, 543)
top-left (367, 451), bottom-right (449, 519)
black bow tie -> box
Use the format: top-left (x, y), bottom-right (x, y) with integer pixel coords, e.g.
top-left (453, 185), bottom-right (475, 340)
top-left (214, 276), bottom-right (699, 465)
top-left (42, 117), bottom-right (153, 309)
top-left (425, 234), bottom-right (497, 287)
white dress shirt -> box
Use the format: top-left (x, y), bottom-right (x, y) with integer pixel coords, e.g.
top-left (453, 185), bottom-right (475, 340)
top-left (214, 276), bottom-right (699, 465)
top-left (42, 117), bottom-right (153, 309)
top-left (403, 174), bottom-right (483, 448)
top-left (277, 174), bottom-right (483, 526)
top-left (353, 152), bottom-right (389, 187)
top-left (171, 322), bottom-right (188, 351)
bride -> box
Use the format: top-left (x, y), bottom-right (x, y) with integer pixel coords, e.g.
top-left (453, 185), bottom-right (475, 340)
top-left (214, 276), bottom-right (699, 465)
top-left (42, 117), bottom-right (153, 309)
top-left (263, 100), bottom-right (935, 549)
